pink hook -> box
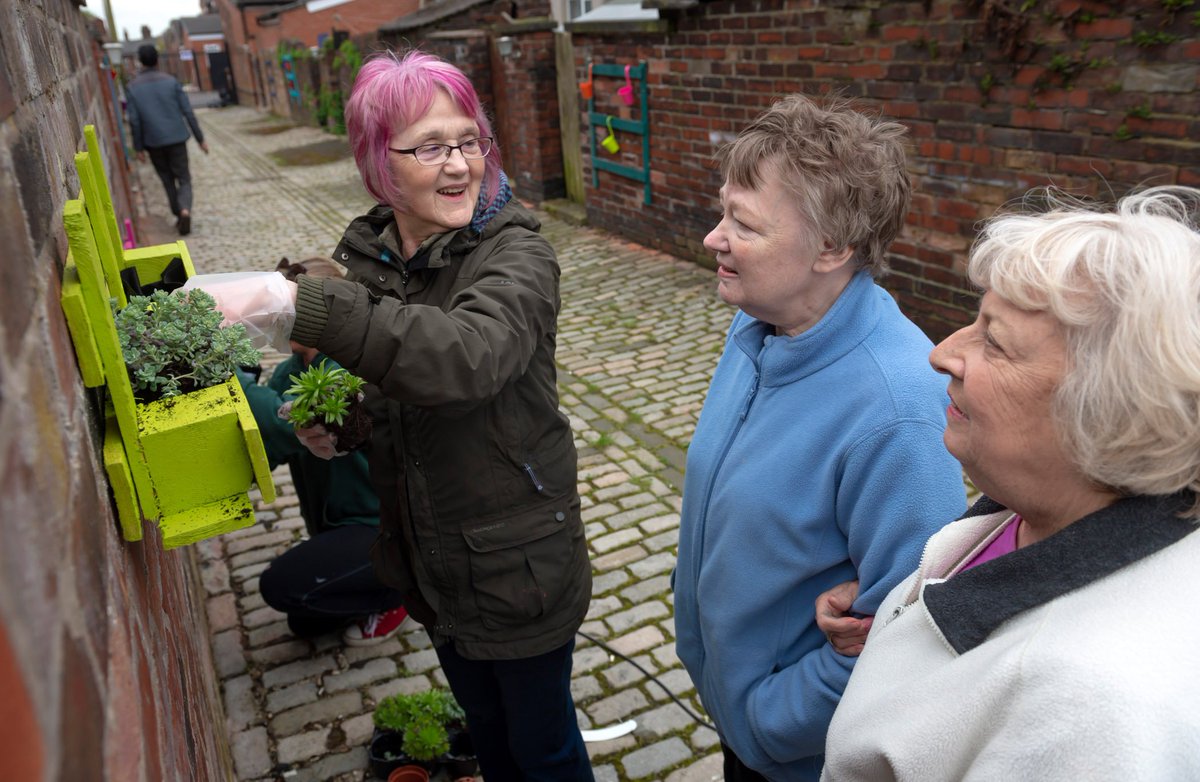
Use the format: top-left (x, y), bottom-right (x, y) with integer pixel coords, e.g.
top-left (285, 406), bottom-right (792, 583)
top-left (618, 64), bottom-right (635, 106)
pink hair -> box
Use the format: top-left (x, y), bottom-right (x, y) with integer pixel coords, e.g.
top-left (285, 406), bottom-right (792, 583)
top-left (345, 49), bottom-right (501, 212)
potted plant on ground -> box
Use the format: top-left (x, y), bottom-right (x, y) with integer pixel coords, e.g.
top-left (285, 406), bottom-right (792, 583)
top-left (369, 688), bottom-right (469, 779)
top-left (441, 725), bottom-right (478, 779)
top-left (284, 359), bottom-right (372, 452)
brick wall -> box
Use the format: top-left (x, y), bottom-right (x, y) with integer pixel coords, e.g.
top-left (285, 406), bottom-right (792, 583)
top-left (271, 0), bottom-right (414, 44)
top-left (0, 1), bottom-right (235, 779)
top-left (215, 0), bottom-right (258, 106)
top-left (492, 27), bottom-right (567, 202)
top-left (571, 0), bottom-right (1200, 340)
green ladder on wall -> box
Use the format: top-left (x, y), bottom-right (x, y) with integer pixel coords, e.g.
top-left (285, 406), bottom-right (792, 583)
top-left (588, 61), bottom-right (652, 205)
top-left (59, 125), bottom-right (275, 549)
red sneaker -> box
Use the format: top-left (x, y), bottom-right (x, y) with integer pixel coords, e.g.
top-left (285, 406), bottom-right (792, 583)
top-left (343, 606), bottom-right (408, 647)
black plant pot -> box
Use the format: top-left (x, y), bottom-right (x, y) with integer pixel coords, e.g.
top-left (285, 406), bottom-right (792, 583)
top-left (368, 729), bottom-right (417, 780)
top-left (441, 727), bottom-right (478, 778)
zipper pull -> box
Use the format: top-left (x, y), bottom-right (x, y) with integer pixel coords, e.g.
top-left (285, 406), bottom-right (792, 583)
top-left (522, 463), bottom-right (545, 493)
top-left (739, 375), bottom-right (760, 420)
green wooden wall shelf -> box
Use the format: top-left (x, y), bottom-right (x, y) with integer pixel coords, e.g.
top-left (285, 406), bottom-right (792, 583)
top-left (587, 61), bottom-right (652, 205)
top-left (59, 125), bottom-right (275, 549)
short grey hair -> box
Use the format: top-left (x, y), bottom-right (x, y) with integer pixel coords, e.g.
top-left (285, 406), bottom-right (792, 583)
top-left (716, 94), bottom-right (911, 275)
top-left (969, 186), bottom-right (1200, 517)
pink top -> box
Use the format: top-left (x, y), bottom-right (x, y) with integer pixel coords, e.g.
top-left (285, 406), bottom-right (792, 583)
top-left (960, 514), bottom-right (1021, 572)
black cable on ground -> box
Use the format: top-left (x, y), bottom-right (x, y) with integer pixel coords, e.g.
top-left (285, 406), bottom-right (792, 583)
top-left (576, 629), bottom-right (717, 732)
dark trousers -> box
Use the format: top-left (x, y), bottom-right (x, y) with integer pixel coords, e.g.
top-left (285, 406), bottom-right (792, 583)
top-left (435, 638), bottom-right (594, 782)
top-left (722, 742), bottom-right (770, 782)
top-left (147, 141), bottom-right (192, 216)
top-left (258, 524), bottom-right (404, 637)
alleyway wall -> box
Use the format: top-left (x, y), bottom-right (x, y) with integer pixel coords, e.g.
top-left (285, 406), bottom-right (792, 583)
top-left (571, 0), bottom-right (1200, 339)
top-left (0, 1), bottom-right (235, 779)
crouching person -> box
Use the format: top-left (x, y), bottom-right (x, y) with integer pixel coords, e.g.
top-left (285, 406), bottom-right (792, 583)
top-left (237, 257), bottom-right (408, 646)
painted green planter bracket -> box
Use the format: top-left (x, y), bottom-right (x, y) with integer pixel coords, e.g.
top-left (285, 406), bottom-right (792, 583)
top-left (588, 61), bottom-right (652, 205)
top-left (59, 125), bottom-right (275, 549)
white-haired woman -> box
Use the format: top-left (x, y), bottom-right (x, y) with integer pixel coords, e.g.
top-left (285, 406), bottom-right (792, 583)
top-left (819, 186), bottom-right (1200, 781)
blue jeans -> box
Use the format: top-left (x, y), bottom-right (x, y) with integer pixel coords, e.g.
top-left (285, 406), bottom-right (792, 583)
top-left (435, 638), bottom-right (594, 782)
top-left (722, 742), bottom-right (770, 781)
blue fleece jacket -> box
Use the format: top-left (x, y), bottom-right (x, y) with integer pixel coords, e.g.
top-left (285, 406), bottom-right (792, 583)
top-left (673, 271), bottom-right (966, 780)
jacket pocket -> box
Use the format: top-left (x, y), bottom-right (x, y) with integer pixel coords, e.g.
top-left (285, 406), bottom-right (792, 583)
top-left (462, 495), bottom-right (582, 630)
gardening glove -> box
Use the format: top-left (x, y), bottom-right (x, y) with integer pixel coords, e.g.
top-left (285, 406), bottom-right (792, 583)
top-left (180, 271), bottom-right (297, 354)
top-left (295, 422), bottom-right (347, 460)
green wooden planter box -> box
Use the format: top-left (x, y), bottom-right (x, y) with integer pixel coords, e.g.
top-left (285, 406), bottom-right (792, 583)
top-left (59, 125), bottom-right (274, 549)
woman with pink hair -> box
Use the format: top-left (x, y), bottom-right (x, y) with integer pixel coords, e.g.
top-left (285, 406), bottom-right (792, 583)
top-left (190, 50), bottom-right (593, 780)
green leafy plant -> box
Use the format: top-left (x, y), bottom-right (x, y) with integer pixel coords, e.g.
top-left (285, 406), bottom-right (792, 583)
top-left (115, 289), bottom-right (260, 400)
top-left (316, 86), bottom-right (345, 134)
top-left (373, 689), bottom-right (466, 762)
top-left (1128, 101), bottom-right (1153, 119)
top-left (332, 39), bottom-right (363, 78)
top-left (276, 41), bottom-right (311, 65)
top-left (1131, 29), bottom-right (1180, 47)
top-left (285, 360), bottom-right (365, 428)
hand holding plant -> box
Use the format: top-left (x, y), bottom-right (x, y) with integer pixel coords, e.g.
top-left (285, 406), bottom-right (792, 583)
top-left (284, 359), bottom-right (372, 453)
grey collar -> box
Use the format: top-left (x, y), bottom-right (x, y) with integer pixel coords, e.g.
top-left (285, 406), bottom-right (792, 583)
top-left (925, 493), bottom-right (1197, 653)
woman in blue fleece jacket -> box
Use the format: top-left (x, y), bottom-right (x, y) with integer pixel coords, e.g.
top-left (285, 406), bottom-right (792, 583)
top-left (672, 95), bottom-right (967, 781)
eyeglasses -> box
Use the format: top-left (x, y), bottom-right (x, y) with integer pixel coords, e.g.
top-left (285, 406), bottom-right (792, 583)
top-left (388, 137), bottom-right (494, 166)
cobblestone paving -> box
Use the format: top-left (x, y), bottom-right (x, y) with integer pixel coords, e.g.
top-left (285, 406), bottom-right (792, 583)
top-left (134, 106), bottom-right (733, 782)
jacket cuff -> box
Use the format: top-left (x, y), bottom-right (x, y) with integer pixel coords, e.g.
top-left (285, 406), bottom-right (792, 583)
top-left (291, 275), bottom-right (329, 346)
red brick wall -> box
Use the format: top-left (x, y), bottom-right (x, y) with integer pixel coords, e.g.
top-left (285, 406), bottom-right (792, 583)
top-left (215, 0), bottom-right (251, 104)
top-left (0, 1), bottom-right (235, 779)
top-left (219, 0), bottom-right (417, 110)
top-left (274, 0), bottom-right (414, 44)
top-left (492, 28), bottom-right (567, 201)
top-left (571, 0), bottom-right (1200, 340)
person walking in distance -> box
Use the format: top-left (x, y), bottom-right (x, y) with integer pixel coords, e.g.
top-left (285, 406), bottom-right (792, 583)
top-left (125, 44), bottom-right (209, 235)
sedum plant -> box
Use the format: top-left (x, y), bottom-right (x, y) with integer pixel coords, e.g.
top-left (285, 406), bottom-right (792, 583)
top-left (115, 288), bottom-right (260, 399)
top-left (284, 359), bottom-right (367, 428)
top-left (372, 688), bottom-right (466, 762)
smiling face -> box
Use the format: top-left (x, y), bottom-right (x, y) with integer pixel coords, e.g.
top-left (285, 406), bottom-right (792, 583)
top-left (387, 89), bottom-right (485, 257)
top-left (703, 162), bottom-right (853, 336)
top-left (929, 291), bottom-right (1078, 512)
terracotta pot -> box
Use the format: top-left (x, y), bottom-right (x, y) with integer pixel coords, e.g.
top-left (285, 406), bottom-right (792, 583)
top-left (387, 766), bottom-right (430, 782)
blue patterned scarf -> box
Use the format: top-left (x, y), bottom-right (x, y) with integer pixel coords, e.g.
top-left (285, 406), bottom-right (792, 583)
top-left (469, 170), bottom-right (513, 234)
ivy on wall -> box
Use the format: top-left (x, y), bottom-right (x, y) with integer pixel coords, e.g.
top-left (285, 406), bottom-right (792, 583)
top-left (911, 0), bottom-right (1200, 139)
